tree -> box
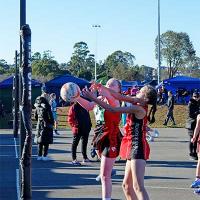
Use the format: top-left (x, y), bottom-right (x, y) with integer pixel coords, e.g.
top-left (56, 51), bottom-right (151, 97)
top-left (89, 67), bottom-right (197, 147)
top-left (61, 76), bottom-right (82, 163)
top-left (139, 65), bottom-right (154, 81)
top-left (0, 59), bottom-right (14, 75)
top-left (0, 59), bottom-right (9, 74)
top-left (155, 31), bottom-right (196, 79)
top-left (32, 52), bottom-right (41, 61)
top-left (32, 51), bottom-right (60, 81)
top-left (68, 42), bottom-right (94, 80)
top-left (105, 50), bottom-right (135, 75)
top-left (78, 69), bottom-right (93, 80)
top-left (68, 42), bottom-right (89, 75)
top-left (184, 56), bottom-right (200, 78)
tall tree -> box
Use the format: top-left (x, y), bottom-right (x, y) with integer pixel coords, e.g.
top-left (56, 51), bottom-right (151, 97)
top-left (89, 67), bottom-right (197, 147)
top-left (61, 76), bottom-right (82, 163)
top-left (184, 56), bottom-right (200, 78)
top-left (139, 65), bottom-right (154, 81)
top-left (104, 50), bottom-right (136, 78)
top-left (155, 30), bottom-right (196, 79)
top-left (32, 51), bottom-right (60, 81)
top-left (68, 42), bottom-right (94, 80)
top-left (32, 52), bottom-right (41, 61)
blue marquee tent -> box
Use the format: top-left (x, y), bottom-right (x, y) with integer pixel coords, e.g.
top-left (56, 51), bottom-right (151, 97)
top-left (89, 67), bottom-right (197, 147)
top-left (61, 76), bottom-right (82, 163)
top-left (45, 74), bottom-right (90, 98)
top-left (121, 80), bottom-right (142, 92)
top-left (0, 76), bottom-right (42, 111)
top-left (163, 76), bottom-right (200, 92)
top-left (0, 76), bottom-right (42, 89)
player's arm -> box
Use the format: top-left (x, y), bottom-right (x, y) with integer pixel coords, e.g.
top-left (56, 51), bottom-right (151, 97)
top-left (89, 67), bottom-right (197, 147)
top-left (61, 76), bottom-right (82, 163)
top-left (76, 96), bottom-right (96, 111)
top-left (83, 89), bottom-right (146, 119)
top-left (96, 84), bottom-right (143, 105)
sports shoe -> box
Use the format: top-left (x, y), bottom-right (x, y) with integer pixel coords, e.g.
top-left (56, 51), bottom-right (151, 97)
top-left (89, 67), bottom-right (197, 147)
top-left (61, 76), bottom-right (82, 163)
top-left (54, 130), bottom-right (60, 135)
top-left (90, 148), bottom-right (97, 158)
top-left (111, 169), bottom-right (117, 176)
top-left (95, 174), bottom-right (101, 182)
top-left (194, 188), bottom-right (200, 195)
top-left (82, 158), bottom-right (91, 164)
top-left (153, 129), bottom-right (159, 138)
top-left (191, 179), bottom-right (200, 188)
top-left (37, 156), bottom-right (42, 161)
top-left (189, 153), bottom-right (198, 161)
top-left (146, 134), bottom-right (154, 142)
top-left (72, 160), bottom-right (81, 166)
top-left (42, 156), bottom-right (51, 161)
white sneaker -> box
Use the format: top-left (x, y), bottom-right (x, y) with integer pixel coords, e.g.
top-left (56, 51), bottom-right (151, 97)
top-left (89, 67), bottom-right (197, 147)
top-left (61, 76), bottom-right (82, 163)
top-left (153, 129), bottom-right (159, 138)
top-left (95, 174), bottom-right (101, 182)
top-left (82, 158), bottom-right (91, 164)
top-left (37, 156), bottom-right (42, 161)
top-left (42, 156), bottom-right (51, 161)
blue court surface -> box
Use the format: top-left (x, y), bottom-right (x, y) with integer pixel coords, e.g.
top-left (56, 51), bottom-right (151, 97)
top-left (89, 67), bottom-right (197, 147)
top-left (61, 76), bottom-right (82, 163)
top-left (0, 128), bottom-right (199, 200)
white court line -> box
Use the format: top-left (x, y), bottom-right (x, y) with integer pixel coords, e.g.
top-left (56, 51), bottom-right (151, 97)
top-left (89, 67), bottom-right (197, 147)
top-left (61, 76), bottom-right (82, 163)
top-left (146, 185), bottom-right (191, 191)
top-left (14, 137), bottom-right (18, 159)
top-left (16, 169), bottom-right (20, 200)
top-left (14, 137), bottom-right (20, 200)
top-left (31, 184), bottom-right (191, 191)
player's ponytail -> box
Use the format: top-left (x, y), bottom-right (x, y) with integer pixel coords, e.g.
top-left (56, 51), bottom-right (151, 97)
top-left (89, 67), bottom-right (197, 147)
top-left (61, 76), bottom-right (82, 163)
top-left (145, 85), bottom-right (157, 124)
top-left (147, 104), bottom-right (157, 124)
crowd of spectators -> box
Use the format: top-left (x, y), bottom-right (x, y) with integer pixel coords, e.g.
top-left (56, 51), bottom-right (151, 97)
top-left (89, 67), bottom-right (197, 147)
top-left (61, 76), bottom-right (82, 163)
top-left (157, 86), bottom-right (199, 105)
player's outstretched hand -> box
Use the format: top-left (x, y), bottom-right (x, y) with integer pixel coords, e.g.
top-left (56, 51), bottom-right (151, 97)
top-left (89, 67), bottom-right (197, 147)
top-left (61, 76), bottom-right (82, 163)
top-left (82, 87), bottom-right (96, 100)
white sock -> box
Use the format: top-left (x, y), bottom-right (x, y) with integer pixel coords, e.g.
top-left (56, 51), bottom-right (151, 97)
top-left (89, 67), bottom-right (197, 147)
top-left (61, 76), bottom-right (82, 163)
top-left (103, 198), bottom-right (111, 200)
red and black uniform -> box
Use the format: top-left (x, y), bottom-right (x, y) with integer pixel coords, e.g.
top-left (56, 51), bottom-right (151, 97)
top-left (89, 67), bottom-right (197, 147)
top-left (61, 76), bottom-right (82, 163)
top-left (120, 106), bottom-right (150, 160)
top-left (95, 110), bottom-right (121, 158)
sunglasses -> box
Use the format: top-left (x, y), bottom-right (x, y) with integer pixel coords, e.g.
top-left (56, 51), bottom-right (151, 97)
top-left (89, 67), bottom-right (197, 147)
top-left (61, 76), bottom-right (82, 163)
top-left (193, 96), bottom-right (198, 98)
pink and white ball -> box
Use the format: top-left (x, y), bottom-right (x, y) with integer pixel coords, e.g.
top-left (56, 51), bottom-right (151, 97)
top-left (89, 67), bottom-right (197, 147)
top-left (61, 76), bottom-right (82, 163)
top-left (60, 82), bottom-right (81, 102)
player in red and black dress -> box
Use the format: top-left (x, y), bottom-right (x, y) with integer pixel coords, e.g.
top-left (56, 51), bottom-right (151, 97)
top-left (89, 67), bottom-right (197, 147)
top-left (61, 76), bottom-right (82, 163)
top-left (83, 84), bottom-right (157, 200)
top-left (75, 78), bottom-right (121, 200)
top-left (120, 105), bottom-right (150, 161)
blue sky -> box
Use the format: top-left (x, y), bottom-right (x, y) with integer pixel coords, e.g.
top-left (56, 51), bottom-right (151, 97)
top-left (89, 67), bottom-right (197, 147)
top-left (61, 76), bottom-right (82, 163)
top-left (1, 0), bottom-right (200, 68)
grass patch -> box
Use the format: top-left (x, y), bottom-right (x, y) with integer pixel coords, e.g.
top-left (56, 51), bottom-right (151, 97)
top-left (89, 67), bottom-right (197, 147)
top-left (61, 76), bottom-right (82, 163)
top-left (0, 105), bottom-right (187, 129)
top-left (57, 105), bottom-right (187, 129)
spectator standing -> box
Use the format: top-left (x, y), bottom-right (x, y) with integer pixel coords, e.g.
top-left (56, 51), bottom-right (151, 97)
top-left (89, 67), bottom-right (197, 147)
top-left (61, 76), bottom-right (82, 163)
top-left (186, 92), bottom-right (200, 160)
top-left (68, 101), bottom-right (92, 165)
top-left (161, 85), bottom-right (168, 104)
top-left (163, 91), bottom-right (176, 126)
top-left (0, 100), bottom-right (5, 118)
top-left (34, 96), bottom-right (54, 161)
top-left (41, 85), bottom-right (50, 102)
top-left (49, 93), bottom-right (60, 135)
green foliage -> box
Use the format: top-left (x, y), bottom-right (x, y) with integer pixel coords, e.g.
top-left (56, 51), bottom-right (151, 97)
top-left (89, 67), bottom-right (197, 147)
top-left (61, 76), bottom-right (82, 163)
top-left (1, 33), bottom-right (199, 83)
top-left (32, 51), bottom-right (61, 81)
top-left (67, 42), bottom-right (94, 80)
top-left (155, 30), bottom-right (196, 79)
top-left (139, 65), bottom-right (154, 81)
top-left (105, 50), bottom-right (135, 73)
top-left (78, 69), bottom-right (93, 80)
top-left (0, 59), bottom-right (15, 75)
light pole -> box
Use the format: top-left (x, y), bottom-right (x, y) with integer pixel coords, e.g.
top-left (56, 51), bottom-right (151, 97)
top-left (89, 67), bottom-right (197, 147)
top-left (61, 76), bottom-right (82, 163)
top-left (92, 24), bottom-right (101, 81)
top-left (157, 0), bottom-right (161, 84)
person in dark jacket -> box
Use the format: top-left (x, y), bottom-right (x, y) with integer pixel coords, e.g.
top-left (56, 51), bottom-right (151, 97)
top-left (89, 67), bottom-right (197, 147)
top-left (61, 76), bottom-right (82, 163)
top-left (68, 101), bottom-right (92, 165)
top-left (34, 96), bottom-right (54, 161)
top-left (163, 91), bottom-right (176, 126)
top-left (186, 92), bottom-right (200, 160)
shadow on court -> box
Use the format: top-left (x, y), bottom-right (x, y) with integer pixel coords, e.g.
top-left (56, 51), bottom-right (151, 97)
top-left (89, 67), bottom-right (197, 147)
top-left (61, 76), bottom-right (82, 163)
top-left (1, 129), bottom-right (200, 200)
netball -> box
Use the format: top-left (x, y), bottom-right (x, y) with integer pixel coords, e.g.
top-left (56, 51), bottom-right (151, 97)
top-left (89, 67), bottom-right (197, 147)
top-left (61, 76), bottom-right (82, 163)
top-left (60, 82), bottom-right (81, 102)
